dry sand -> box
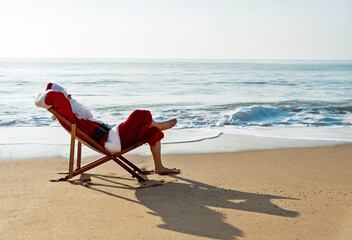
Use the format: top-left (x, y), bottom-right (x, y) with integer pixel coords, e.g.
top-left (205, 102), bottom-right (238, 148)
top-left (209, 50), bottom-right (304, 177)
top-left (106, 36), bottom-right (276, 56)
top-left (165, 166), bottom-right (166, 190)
top-left (1, 144), bottom-right (352, 240)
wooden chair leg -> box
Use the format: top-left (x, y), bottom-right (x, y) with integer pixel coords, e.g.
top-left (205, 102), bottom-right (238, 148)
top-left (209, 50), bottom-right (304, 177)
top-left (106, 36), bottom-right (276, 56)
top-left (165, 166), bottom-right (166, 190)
top-left (77, 142), bottom-right (82, 169)
top-left (117, 155), bottom-right (142, 173)
top-left (69, 124), bottom-right (76, 178)
top-left (112, 156), bottom-right (145, 181)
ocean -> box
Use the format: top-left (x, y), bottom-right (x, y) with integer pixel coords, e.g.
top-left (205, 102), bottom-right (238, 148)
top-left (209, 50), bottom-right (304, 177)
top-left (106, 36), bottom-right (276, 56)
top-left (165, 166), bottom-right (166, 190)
top-left (0, 58), bottom-right (352, 159)
top-left (1, 58), bottom-right (352, 128)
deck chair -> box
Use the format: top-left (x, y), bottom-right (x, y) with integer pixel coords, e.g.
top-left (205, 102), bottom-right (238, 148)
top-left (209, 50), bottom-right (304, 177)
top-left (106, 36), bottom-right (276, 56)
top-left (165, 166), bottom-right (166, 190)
top-left (47, 107), bottom-right (146, 182)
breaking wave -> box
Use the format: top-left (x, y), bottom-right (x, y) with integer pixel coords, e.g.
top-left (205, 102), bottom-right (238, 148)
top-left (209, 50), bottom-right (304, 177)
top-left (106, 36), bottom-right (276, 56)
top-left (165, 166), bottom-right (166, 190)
top-left (219, 105), bottom-right (352, 127)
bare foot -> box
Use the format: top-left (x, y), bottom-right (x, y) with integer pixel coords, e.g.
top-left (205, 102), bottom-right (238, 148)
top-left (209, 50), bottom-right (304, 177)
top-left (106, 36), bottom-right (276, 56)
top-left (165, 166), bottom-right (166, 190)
top-left (155, 167), bottom-right (181, 175)
top-left (161, 119), bottom-right (177, 131)
top-left (152, 119), bottom-right (177, 131)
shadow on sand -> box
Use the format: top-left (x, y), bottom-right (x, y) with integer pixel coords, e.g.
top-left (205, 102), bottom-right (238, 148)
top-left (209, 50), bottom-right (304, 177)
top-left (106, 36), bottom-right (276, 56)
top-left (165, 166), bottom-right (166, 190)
top-left (70, 173), bottom-right (299, 240)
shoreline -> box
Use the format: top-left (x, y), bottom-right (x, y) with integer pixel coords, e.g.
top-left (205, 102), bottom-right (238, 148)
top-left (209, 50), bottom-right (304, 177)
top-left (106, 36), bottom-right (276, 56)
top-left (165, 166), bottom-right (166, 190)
top-left (1, 126), bottom-right (351, 161)
top-left (1, 144), bottom-right (352, 239)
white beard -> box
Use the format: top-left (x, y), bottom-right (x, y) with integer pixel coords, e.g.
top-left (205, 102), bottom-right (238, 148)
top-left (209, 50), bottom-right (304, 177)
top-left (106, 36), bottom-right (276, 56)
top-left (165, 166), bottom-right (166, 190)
top-left (69, 97), bottom-right (94, 120)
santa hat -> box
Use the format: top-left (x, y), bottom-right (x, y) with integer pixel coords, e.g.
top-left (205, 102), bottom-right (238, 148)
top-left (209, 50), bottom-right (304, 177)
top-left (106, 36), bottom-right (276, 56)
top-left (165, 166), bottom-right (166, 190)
top-left (46, 82), bottom-right (69, 97)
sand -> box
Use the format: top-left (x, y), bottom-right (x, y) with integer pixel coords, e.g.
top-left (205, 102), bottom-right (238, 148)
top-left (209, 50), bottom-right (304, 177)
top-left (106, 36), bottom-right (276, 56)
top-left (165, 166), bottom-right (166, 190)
top-left (1, 144), bottom-right (352, 240)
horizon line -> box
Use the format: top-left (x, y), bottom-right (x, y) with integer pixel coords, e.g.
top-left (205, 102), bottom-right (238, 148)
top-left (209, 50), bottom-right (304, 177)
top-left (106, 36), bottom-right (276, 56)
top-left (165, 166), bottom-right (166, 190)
top-left (0, 57), bottom-right (351, 61)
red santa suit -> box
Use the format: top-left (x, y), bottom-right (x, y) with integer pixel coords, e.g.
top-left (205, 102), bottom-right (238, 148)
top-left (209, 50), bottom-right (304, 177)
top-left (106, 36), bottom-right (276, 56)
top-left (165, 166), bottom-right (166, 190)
top-left (35, 83), bottom-right (164, 153)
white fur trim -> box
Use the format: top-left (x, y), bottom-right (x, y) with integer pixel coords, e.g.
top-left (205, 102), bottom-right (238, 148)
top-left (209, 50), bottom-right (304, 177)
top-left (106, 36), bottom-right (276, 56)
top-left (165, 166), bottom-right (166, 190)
top-left (34, 90), bottom-right (52, 109)
top-left (104, 125), bottom-right (121, 154)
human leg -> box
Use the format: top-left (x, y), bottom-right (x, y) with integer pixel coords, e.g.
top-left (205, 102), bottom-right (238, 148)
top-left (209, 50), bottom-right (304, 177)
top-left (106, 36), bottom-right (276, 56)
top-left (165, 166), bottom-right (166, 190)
top-left (149, 119), bottom-right (177, 131)
top-left (150, 141), bottom-right (180, 174)
top-left (119, 110), bottom-right (179, 174)
top-left (120, 110), bottom-right (161, 149)
top-left (120, 110), bottom-right (177, 149)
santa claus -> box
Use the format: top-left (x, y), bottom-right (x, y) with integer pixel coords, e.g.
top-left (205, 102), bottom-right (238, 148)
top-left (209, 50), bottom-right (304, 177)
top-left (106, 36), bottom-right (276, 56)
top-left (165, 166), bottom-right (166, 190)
top-left (35, 82), bottom-right (179, 175)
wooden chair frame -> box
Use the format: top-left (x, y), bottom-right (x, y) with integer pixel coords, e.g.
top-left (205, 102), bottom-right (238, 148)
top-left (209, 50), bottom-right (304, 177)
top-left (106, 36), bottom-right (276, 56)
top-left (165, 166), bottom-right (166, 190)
top-left (47, 107), bottom-right (145, 182)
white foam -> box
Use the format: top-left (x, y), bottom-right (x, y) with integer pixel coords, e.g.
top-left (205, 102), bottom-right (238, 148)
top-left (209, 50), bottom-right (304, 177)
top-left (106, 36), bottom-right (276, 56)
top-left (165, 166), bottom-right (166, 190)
top-left (162, 128), bottom-right (222, 144)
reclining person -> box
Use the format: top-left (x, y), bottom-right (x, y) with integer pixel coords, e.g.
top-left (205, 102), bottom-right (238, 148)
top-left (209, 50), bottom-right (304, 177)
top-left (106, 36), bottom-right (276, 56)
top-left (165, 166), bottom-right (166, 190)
top-left (35, 83), bottom-right (179, 175)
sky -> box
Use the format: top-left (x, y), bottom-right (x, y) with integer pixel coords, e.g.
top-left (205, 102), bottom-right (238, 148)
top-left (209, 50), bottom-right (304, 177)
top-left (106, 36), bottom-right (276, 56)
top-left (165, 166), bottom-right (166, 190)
top-left (0, 0), bottom-right (351, 59)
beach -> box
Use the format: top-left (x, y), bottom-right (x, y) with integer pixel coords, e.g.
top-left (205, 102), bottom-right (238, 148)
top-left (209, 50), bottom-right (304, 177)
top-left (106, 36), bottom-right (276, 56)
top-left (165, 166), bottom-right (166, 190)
top-left (1, 0), bottom-right (352, 238)
top-left (1, 144), bottom-right (351, 240)
top-left (1, 59), bottom-right (351, 239)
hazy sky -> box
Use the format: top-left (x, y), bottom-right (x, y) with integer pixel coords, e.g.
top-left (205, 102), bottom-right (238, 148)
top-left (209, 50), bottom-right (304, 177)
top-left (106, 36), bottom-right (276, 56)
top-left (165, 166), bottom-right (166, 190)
top-left (1, 0), bottom-right (351, 59)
